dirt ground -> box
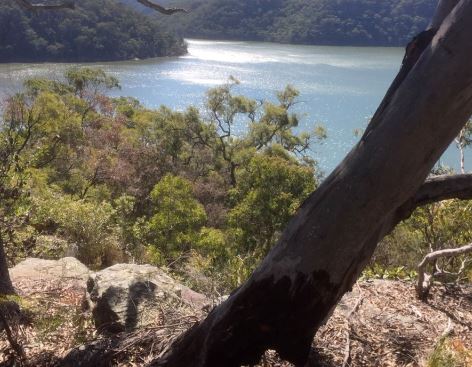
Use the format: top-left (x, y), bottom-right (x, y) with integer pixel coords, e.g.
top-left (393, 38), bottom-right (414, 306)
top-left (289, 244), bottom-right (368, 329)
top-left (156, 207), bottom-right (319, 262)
top-left (1, 278), bottom-right (471, 366)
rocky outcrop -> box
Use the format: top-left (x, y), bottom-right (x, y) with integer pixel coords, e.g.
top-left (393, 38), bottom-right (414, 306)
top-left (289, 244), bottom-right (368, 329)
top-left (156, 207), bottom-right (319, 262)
top-left (9, 258), bottom-right (207, 334)
top-left (9, 257), bottom-right (90, 285)
top-left (86, 264), bottom-right (207, 333)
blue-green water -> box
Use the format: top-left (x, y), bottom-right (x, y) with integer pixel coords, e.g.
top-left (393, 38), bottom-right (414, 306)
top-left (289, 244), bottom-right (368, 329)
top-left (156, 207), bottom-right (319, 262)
top-left (0, 39), bottom-right (464, 174)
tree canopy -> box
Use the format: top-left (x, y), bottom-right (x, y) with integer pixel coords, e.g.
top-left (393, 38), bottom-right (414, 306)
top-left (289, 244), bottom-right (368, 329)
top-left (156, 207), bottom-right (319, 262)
top-left (159, 0), bottom-right (436, 46)
top-left (0, 68), bottom-right (320, 288)
top-left (0, 0), bottom-right (187, 62)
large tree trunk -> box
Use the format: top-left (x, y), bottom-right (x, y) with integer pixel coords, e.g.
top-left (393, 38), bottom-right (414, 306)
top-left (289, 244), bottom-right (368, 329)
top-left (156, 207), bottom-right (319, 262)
top-left (0, 234), bottom-right (15, 295)
top-left (150, 2), bottom-right (472, 366)
top-left (61, 174), bottom-right (472, 367)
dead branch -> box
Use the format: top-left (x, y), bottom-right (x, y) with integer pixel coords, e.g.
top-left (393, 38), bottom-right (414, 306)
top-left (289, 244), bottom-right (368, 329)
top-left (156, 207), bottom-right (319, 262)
top-left (137, 0), bottom-right (188, 14)
top-left (14, 0), bottom-right (74, 10)
top-left (342, 290), bottom-right (364, 367)
top-left (440, 318), bottom-right (454, 339)
top-left (417, 243), bottom-right (472, 299)
top-left (412, 173), bottom-right (472, 207)
top-left (0, 302), bottom-right (26, 361)
top-left (14, 0), bottom-right (188, 14)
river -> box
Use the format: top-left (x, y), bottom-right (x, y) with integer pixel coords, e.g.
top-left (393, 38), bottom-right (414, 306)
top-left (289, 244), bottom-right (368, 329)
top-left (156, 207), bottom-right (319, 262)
top-left (0, 39), bottom-right (463, 174)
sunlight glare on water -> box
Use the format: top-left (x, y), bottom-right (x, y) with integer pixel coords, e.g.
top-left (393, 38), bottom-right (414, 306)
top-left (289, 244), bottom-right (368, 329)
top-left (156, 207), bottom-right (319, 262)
top-left (0, 39), bottom-right (465, 174)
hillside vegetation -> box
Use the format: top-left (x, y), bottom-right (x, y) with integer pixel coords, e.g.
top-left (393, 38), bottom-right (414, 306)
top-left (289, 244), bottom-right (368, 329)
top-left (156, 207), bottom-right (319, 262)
top-left (159, 0), bottom-right (436, 46)
top-left (0, 68), bottom-right (323, 292)
top-left (0, 0), bottom-right (187, 62)
top-left (1, 68), bottom-right (471, 295)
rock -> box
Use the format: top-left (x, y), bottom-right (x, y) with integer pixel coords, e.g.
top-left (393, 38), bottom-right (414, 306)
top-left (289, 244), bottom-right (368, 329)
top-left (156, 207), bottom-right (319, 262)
top-left (86, 263), bottom-right (207, 333)
top-left (9, 258), bottom-right (208, 334)
top-left (9, 257), bottom-right (91, 284)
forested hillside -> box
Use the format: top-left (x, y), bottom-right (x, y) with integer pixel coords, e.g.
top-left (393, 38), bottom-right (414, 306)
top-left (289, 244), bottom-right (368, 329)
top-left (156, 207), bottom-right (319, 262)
top-left (1, 67), bottom-right (472, 366)
top-left (0, 0), bottom-right (187, 62)
top-left (159, 0), bottom-right (436, 46)
top-left (0, 68), bottom-right (321, 290)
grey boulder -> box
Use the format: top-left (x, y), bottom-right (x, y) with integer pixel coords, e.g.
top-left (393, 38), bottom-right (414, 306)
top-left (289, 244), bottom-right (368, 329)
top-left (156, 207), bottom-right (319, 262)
top-left (86, 263), bottom-right (207, 333)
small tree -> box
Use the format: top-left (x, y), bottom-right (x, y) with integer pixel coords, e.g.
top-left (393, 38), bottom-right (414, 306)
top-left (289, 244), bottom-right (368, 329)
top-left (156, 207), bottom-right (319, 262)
top-left (0, 94), bottom-right (48, 295)
top-left (228, 154), bottom-right (316, 258)
top-left (137, 174), bottom-right (207, 264)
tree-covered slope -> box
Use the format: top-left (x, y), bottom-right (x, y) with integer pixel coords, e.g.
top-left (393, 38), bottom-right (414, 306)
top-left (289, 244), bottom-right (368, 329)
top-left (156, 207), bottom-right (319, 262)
top-left (0, 0), bottom-right (187, 62)
top-left (161, 0), bottom-right (436, 46)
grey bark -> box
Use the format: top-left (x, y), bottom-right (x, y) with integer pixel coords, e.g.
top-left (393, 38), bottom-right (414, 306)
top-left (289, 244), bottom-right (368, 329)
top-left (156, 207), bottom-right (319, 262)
top-left (61, 174), bottom-right (472, 366)
top-left (148, 1), bottom-right (472, 366)
top-left (0, 233), bottom-right (14, 295)
top-left (410, 173), bottom-right (472, 206)
top-left (417, 243), bottom-right (472, 299)
top-left (429, 0), bottom-right (460, 28)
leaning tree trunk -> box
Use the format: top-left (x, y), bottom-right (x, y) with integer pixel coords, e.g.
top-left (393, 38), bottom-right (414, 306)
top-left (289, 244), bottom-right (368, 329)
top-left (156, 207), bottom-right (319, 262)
top-left (149, 2), bottom-right (472, 366)
top-left (0, 234), bottom-right (15, 295)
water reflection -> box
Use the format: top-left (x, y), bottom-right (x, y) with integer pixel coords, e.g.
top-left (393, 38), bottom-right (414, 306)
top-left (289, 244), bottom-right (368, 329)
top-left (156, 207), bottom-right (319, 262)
top-left (0, 39), bottom-right (464, 173)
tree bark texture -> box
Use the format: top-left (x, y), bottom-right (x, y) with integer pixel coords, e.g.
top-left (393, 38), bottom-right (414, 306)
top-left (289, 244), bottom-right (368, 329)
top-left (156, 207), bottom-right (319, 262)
top-left (62, 173), bottom-right (472, 367)
top-left (149, 2), bottom-right (472, 366)
top-left (0, 234), bottom-right (15, 295)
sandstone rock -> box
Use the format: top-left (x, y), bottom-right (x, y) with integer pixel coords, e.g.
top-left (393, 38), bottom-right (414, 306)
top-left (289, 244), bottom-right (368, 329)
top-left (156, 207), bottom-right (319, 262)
top-left (86, 263), bottom-right (207, 333)
top-left (9, 257), bottom-right (90, 284)
top-left (9, 258), bottom-right (208, 334)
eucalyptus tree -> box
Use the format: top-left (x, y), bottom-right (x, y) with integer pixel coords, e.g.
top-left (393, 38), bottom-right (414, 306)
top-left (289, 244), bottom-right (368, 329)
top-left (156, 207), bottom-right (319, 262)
top-left (6, 1), bottom-right (472, 366)
top-left (146, 1), bottom-right (472, 366)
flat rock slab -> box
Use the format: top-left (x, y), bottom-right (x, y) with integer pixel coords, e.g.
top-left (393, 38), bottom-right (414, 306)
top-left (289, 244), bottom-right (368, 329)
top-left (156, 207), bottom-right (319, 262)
top-left (87, 263), bottom-right (208, 333)
top-left (9, 258), bottom-right (208, 335)
top-left (10, 257), bottom-right (91, 284)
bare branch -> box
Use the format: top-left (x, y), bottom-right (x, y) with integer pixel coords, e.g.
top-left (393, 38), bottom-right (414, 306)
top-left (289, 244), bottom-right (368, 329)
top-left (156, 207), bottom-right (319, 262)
top-left (417, 243), bottom-right (472, 299)
top-left (14, 0), bottom-right (188, 14)
top-left (412, 173), bottom-right (472, 207)
top-left (136, 0), bottom-right (188, 14)
top-left (14, 0), bottom-right (74, 10)
top-left (342, 289), bottom-right (364, 367)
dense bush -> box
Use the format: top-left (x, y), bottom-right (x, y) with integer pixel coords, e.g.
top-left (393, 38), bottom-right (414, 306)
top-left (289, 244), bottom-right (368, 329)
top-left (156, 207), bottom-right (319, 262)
top-left (2, 67), bottom-right (470, 292)
top-left (0, 68), bottom-right (320, 291)
top-left (161, 0), bottom-right (436, 46)
top-left (0, 0), bottom-right (187, 62)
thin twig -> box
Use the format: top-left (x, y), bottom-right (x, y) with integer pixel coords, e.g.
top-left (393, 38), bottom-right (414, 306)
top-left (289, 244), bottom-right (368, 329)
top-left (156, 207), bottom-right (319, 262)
top-left (0, 310), bottom-right (26, 361)
top-left (342, 291), bottom-right (364, 367)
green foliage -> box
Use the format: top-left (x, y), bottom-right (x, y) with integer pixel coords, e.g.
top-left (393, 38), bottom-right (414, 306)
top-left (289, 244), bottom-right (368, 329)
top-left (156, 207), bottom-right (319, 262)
top-left (65, 68), bottom-right (120, 96)
top-left (30, 186), bottom-right (118, 267)
top-left (196, 227), bottom-right (227, 262)
top-left (32, 235), bottom-right (71, 260)
top-left (1, 68), bottom-right (321, 291)
top-left (455, 120), bottom-right (472, 150)
top-left (361, 265), bottom-right (417, 281)
top-left (228, 154), bottom-right (315, 256)
top-left (428, 338), bottom-right (472, 367)
top-left (0, 0), bottom-right (187, 62)
top-left (2, 66), bottom-right (471, 296)
top-left (138, 175), bottom-right (207, 264)
top-left (372, 198), bottom-right (472, 284)
top-left (163, 0), bottom-right (435, 46)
